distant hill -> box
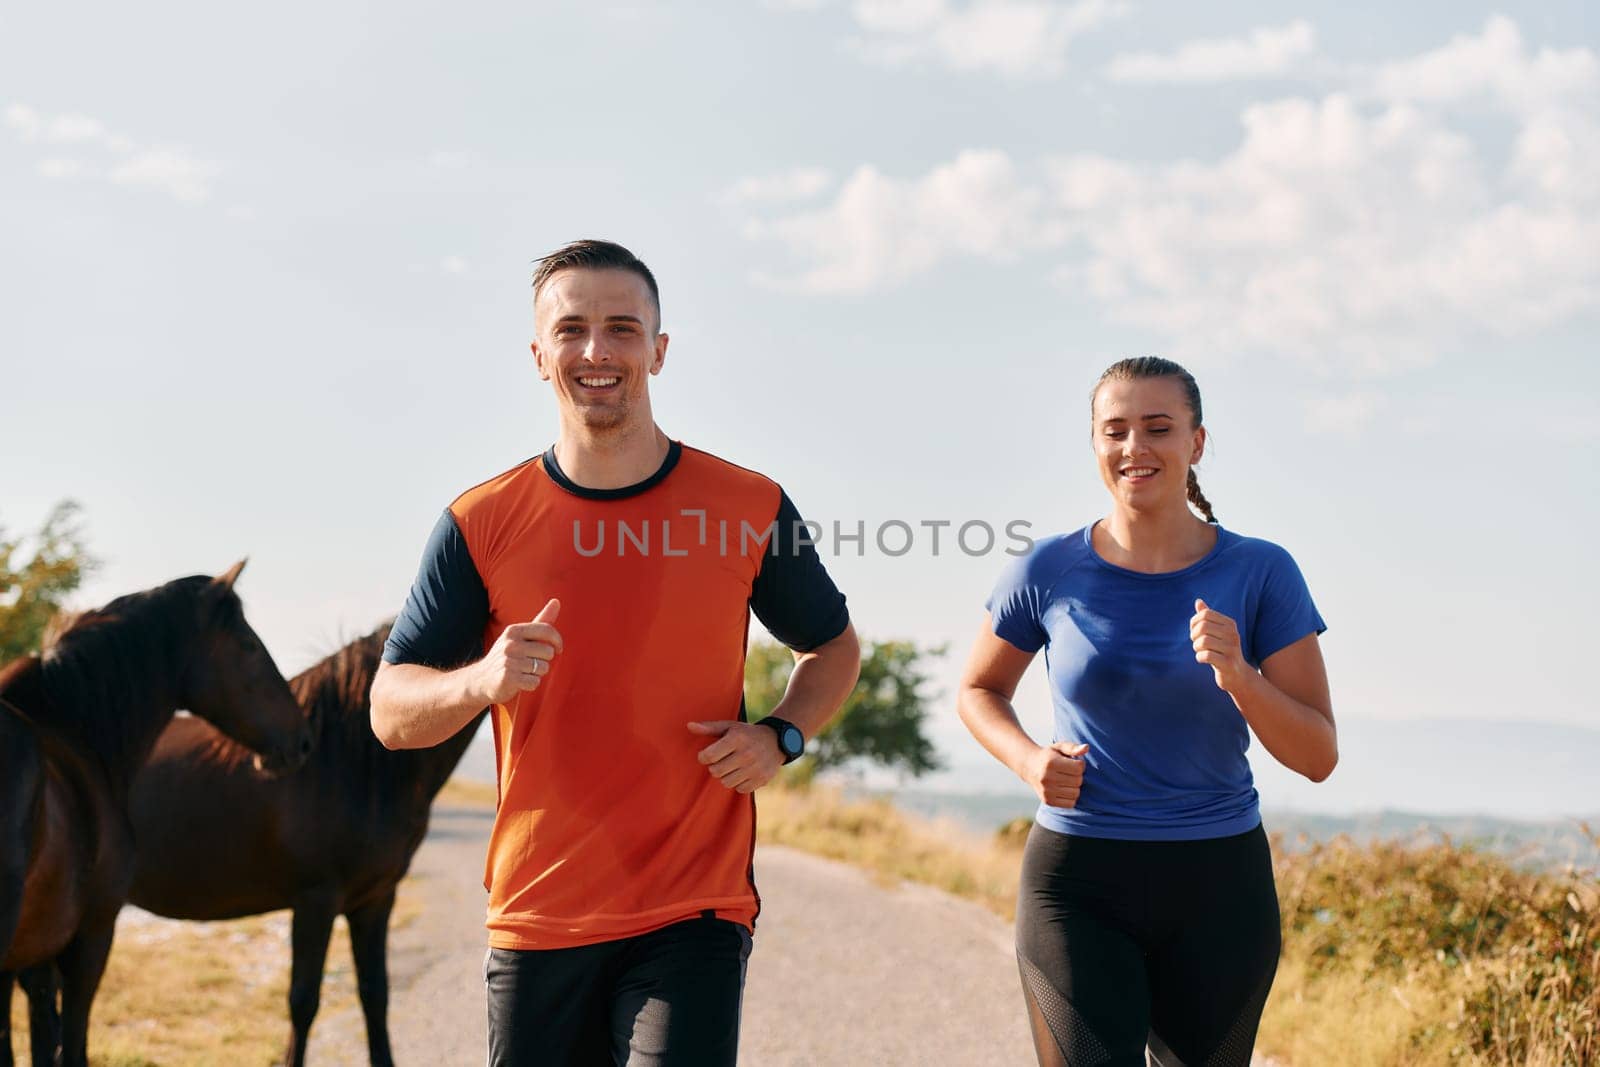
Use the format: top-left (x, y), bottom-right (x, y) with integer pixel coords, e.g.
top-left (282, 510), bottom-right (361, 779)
top-left (875, 789), bottom-right (1600, 872)
top-left (1265, 809), bottom-right (1600, 871)
top-left (905, 714), bottom-right (1600, 821)
top-left (1245, 715), bottom-right (1600, 822)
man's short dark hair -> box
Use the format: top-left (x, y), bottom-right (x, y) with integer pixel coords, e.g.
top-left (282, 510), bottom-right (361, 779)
top-left (532, 239), bottom-right (661, 328)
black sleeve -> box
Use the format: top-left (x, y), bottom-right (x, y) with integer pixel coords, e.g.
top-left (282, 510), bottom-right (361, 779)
top-left (749, 489), bottom-right (850, 652)
top-left (382, 509), bottom-right (492, 669)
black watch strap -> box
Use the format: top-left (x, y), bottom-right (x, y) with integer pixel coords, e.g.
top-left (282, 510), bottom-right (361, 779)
top-left (756, 715), bottom-right (805, 764)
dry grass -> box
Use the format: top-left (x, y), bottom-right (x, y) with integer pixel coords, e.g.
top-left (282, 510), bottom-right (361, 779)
top-left (6, 882), bottom-right (428, 1066)
top-left (437, 776), bottom-right (498, 809)
top-left (1262, 833), bottom-right (1600, 1066)
top-left (758, 781), bottom-right (1600, 1066)
top-left (756, 777), bottom-right (1025, 919)
top-left (7, 911), bottom-right (292, 1066)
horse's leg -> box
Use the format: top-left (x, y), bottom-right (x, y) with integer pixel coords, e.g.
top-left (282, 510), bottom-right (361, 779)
top-left (0, 742), bottom-right (39, 967)
top-left (17, 964), bottom-right (59, 1067)
top-left (346, 889), bottom-right (397, 1067)
top-left (1, 970), bottom-right (14, 1067)
top-left (283, 890), bottom-right (338, 1067)
top-left (55, 920), bottom-right (114, 1067)
top-left (1, 731), bottom-right (42, 1067)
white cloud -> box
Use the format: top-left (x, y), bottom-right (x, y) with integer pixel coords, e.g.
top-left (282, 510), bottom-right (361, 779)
top-left (722, 168), bottom-right (834, 204)
top-left (1051, 19), bottom-right (1600, 369)
top-left (5, 103), bottom-right (223, 204)
top-left (108, 149), bottom-right (221, 203)
top-left (43, 114), bottom-right (107, 143)
top-left (1050, 93), bottom-right (1598, 370)
top-left (1371, 15), bottom-right (1599, 116)
top-left (6, 105), bottom-right (112, 145)
top-left (842, 0), bottom-right (1126, 78)
top-left (440, 256), bottom-right (469, 275)
top-left (1106, 20), bottom-right (1315, 83)
top-left (4, 104), bottom-right (42, 139)
top-left (736, 17), bottom-right (1600, 371)
top-left (37, 158), bottom-right (88, 179)
top-left (743, 150), bottom-right (1051, 292)
top-left (1305, 390), bottom-right (1385, 434)
top-left (1369, 16), bottom-right (1600, 211)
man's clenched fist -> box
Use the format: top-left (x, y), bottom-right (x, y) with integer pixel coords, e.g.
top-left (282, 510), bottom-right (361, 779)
top-left (687, 720), bottom-right (784, 794)
top-left (475, 598), bottom-right (563, 705)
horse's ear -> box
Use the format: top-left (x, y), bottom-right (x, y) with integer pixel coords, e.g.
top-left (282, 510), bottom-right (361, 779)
top-left (214, 558), bottom-right (249, 592)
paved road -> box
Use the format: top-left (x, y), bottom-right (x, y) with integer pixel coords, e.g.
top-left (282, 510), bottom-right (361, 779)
top-left (308, 802), bottom-right (1036, 1066)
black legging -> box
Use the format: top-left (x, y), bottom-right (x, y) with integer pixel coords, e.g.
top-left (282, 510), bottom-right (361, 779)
top-left (1015, 822), bottom-right (1280, 1067)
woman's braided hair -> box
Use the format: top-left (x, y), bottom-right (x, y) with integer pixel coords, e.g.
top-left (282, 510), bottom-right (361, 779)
top-left (1093, 357), bottom-right (1217, 524)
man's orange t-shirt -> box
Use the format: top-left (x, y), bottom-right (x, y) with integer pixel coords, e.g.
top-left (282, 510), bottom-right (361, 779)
top-left (383, 442), bottom-right (849, 949)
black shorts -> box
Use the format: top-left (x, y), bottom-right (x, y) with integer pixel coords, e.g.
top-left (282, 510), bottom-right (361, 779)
top-left (1015, 822), bottom-right (1281, 1067)
top-left (484, 915), bottom-right (753, 1067)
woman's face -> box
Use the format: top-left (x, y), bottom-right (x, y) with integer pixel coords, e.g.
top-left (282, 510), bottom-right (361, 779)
top-left (1091, 376), bottom-right (1205, 514)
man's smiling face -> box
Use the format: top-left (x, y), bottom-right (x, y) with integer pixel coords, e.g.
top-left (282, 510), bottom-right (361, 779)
top-left (532, 267), bottom-right (668, 435)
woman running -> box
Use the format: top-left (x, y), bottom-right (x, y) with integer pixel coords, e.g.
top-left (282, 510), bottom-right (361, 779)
top-left (957, 357), bottom-right (1336, 1066)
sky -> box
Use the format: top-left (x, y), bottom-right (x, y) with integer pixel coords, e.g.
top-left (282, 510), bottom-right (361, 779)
top-left (3, 2), bottom-right (1597, 816)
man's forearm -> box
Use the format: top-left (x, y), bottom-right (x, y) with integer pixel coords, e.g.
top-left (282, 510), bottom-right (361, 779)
top-left (370, 660), bottom-right (489, 750)
top-left (770, 623), bottom-right (861, 739)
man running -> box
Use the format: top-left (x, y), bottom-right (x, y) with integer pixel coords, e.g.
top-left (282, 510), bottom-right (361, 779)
top-left (370, 239), bottom-right (861, 1066)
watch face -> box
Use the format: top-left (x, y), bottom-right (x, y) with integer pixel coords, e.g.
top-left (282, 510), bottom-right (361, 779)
top-left (781, 725), bottom-right (803, 757)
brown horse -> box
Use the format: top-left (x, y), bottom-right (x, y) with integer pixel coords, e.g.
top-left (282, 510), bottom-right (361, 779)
top-left (0, 561), bottom-right (313, 1067)
top-left (126, 622), bottom-right (487, 1067)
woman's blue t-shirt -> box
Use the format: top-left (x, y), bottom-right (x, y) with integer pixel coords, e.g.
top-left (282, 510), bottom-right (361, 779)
top-left (987, 524), bottom-right (1325, 841)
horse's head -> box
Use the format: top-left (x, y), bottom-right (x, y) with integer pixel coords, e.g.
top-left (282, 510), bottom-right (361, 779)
top-left (182, 559), bottom-right (313, 775)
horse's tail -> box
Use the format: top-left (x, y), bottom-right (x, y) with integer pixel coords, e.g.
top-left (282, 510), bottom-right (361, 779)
top-left (0, 713), bottom-right (44, 962)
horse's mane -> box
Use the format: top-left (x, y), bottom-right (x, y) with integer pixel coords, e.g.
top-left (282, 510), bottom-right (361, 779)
top-left (40, 608), bottom-right (84, 652)
top-left (293, 620), bottom-right (488, 800)
top-left (290, 622), bottom-right (393, 748)
top-left (16, 576), bottom-right (221, 767)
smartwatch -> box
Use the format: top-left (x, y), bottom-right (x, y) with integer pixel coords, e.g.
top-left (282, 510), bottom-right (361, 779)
top-left (756, 715), bottom-right (805, 765)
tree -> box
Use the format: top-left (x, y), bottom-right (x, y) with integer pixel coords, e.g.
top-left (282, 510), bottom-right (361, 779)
top-left (744, 637), bottom-right (945, 779)
top-left (0, 500), bottom-right (99, 664)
